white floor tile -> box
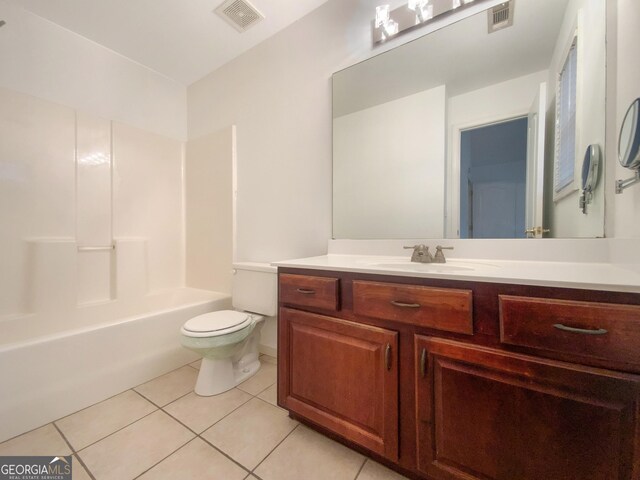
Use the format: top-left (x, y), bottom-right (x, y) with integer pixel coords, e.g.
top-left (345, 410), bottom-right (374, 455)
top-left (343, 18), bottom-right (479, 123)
top-left (0, 424), bottom-right (71, 456)
top-left (56, 390), bottom-right (156, 450)
top-left (79, 410), bottom-right (194, 480)
top-left (164, 388), bottom-right (251, 433)
top-left (202, 398), bottom-right (297, 470)
top-left (255, 425), bottom-right (364, 480)
top-left (137, 438), bottom-right (246, 480)
top-left (134, 366), bottom-right (198, 406)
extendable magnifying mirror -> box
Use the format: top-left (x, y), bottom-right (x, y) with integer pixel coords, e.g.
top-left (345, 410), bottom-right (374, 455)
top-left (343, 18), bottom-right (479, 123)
top-left (616, 97), bottom-right (640, 194)
top-left (579, 144), bottom-right (600, 213)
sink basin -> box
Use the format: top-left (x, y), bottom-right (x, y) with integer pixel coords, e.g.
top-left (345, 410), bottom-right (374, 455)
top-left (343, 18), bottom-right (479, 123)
top-left (372, 262), bottom-right (475, 272)
top-left (364, 259), bottom-right (500, 273)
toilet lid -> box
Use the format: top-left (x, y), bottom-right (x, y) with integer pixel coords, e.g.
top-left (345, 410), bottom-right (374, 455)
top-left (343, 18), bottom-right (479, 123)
top-left (183, 310), bottom-right (251, 334)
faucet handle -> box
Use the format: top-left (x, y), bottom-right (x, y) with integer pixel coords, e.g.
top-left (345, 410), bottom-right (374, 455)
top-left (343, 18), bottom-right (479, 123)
top-left (434, 245), bottom-right (453, 263)
top-left (404, 244), bottom-right (432, 263)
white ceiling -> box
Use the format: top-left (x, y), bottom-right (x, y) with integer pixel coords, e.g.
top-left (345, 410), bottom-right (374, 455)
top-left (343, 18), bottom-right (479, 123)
top-left (6, 0), bottom-right (330, 85)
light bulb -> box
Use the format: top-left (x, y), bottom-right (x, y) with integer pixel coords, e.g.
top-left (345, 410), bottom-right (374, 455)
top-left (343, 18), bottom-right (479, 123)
top-left (375, 5), bottom-right (390, 28)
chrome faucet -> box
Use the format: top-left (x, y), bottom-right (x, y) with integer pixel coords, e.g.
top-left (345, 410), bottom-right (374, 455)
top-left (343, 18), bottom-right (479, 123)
top-left (433, 245), bottom-right (454, 263)
top-left (404, 244), bottom-right (433, 263)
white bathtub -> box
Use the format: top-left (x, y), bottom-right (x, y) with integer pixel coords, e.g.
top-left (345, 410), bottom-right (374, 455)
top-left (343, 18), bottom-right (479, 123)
top-left (0, 288), bottom-right (231, 443)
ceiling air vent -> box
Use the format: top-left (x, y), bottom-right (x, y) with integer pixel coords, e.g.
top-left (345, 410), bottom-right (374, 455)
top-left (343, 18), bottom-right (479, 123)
top-left (488, 1), bottom-right (514, 33)
top-left (214, 0), bottom-right (264, 33)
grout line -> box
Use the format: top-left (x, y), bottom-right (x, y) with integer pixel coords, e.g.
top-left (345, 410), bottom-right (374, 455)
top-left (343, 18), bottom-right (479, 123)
top-left (250, 380), bottom-right (277, 399)
top-left (51, 422), bottom-right (76, 454)
top-left (137, 387), bottom-right (194, 409)
top-left (250, 423), bottom-right (300, 476)
top-left (158, 392), bottom-right (256, 474)
top-left (181, 391), bottom-right (255, 433)
top-left (51, 423), bottom-right (97, 480)
top-left (252, 393), bottom-right (279, 409)
top-left (76, 409), bottom-right (159, 453)
top-left (54, 388), bottom-right (134, 422)
top-left (131, 436), bottom-right (195, 480)
top-left (0, 423), bottom-right (60, 447)
top-left (197, 435), bottom-right (252, 475)
top-left (73, 451), bottom-right (97, 480)
top-left (353, 457), bottom-right (368, 480)
top-left (157, 407), bottom-right (199, 437)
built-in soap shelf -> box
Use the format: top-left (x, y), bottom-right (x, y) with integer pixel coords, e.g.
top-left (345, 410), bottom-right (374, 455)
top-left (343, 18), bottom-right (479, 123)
top-left (22, 237), bottom-right (148, 315)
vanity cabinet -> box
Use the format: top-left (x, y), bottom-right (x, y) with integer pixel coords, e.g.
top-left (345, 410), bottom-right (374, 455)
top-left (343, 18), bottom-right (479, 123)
top-left (278, 306), bottom-right (399, 461)
top-left (415, 336), bottom-right (640, 480)
top-left (277, 269), bottom-right (640, 480)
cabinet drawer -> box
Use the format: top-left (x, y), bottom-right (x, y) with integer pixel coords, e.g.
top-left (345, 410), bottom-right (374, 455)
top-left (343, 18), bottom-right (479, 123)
top-left (353, 280), bottom-right (473, 334)
top-left (500, 295), bottom-right (640, 368)
top-left (279, 273), bottom-right (340, 311)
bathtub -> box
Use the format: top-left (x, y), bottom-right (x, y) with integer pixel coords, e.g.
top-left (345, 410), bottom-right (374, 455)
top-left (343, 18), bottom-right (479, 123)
top-left (0, 288), bottom-right (231, 443)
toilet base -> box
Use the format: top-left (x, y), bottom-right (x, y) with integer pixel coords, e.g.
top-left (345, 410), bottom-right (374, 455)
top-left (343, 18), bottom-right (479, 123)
top-left (195, 356), bottom-right (261, 396)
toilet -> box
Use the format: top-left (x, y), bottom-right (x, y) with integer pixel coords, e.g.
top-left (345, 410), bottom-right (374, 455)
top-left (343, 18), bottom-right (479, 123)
top-left (181, 262), bottom-right (277, 396)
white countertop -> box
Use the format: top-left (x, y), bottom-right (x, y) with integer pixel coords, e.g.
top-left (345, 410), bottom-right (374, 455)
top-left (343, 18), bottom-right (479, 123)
top-left (272, 254), bottom-right (640, 293)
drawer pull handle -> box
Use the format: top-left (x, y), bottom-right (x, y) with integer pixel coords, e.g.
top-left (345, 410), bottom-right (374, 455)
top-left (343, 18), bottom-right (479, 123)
top-left (553, 323), bottom-right (608, 335)
top-left (390, 300), bottom-right (421, 308)
top-left (385, 344), bottom-right (392, 370)
top-left (420, 348), bottom-right (427, 378)
top-left (296, 288), bottom-right (316, 295)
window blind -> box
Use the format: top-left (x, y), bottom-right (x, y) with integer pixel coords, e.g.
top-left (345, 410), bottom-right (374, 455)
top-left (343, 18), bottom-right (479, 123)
top-left (554, 39), bottom-right (577, 193)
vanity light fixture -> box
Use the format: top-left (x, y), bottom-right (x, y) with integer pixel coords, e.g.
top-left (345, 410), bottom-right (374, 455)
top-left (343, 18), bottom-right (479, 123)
top-left (453, 0), bottom-right (475, 9)
top-left (372, 0), bottom-right (481, 44)
top-left (408, 0), bottom-right (433, 23)
top-left (375, 5), bottom-right (399, 39)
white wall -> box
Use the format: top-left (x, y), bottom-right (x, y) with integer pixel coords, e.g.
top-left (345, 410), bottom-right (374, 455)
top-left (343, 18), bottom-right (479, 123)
top-left (0, 0), bottom-right (187, 140)
top-left (545, 0), bottom-right (606, 238)
top-left (185, 127), bottom-right (235, 293)
top-left (611, 0), bottom-right (640, 238)
top-left (333, 85), bottom-right (446, 239)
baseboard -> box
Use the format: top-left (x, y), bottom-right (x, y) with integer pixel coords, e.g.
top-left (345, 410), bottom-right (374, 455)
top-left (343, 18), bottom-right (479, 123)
top-left (259, 344), bottom-right (277, 358)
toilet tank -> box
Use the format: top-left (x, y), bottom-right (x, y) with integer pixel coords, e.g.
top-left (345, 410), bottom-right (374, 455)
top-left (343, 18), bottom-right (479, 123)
top-left (232, 262), bottom-right (277, 316)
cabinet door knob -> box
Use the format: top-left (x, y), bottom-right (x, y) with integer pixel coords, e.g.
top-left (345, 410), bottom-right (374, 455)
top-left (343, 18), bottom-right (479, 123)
top-left (296, 288), bottom-right (316, 295)
top-left (420, 348), bottom-right (427, 378)
top-left (385, 344), bottom-right (392, 370)
top-left (553, 323), bottom-right (608, 335)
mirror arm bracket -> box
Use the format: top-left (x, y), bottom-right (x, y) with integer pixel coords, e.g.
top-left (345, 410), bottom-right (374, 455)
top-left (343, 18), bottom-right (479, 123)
top-left (615, 170), bottom-right (640, 194)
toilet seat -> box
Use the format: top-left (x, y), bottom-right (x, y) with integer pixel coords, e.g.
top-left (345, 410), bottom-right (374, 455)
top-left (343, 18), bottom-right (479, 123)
top-left (182, 310), bottom-right (253, 338)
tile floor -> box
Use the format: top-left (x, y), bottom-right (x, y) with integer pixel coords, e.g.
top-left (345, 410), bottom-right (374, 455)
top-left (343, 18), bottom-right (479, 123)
top-left (0, 355), bottom-right (408, 480)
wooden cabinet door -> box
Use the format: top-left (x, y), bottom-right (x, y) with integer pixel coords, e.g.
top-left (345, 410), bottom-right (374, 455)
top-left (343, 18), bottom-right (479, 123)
top-left (278, 307), bottom-right (398, 461)
top-left (415, 336), bottom-right (640, 480)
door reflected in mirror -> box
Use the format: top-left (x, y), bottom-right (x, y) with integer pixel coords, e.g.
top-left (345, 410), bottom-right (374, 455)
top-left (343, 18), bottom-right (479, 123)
top-left (332, 0), bottom-right (606, 239)
top-left (460, 117), bottom-right (528, 239)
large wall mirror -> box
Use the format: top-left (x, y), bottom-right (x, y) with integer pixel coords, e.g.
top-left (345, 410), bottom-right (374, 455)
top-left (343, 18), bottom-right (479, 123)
top-left (332, 0), bottom-right (606, 239)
